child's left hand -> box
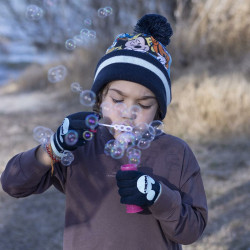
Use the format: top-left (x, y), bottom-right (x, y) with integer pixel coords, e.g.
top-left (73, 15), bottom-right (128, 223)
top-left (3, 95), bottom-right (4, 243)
top-left (116, 170), bottom-right (161, 207)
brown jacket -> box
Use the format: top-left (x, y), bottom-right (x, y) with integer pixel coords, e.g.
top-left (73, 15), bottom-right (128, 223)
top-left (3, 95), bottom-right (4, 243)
top-left (1, 126), bottom-right (207, 250)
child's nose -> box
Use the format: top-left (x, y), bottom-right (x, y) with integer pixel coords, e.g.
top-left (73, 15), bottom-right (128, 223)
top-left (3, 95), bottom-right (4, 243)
top-left (121, 105), bottom-right (142, 120)
top-left (121, 109), bottom-right (135, 120)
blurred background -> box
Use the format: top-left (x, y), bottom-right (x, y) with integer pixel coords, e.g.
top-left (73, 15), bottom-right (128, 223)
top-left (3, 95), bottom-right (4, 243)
top-left (0, 0), bottom-right (249, 249)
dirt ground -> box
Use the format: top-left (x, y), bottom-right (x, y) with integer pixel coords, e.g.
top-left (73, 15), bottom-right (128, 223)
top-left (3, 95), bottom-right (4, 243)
top-left (0, 89), bottom-right (250, 250)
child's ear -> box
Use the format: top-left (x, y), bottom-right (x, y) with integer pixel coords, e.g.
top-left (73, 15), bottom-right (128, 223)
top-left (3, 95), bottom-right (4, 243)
top-left (153, 106), bottom-right (163, 121)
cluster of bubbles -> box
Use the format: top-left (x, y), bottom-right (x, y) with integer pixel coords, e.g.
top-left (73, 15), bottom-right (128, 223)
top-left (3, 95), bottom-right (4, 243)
top-left (26, 0), bottom-right (59, 21)
top-left (33, 126), bottom-right (54, 145)
top-left (104, 120), bottom-right (164, 165)
top-left (65, 15), bottom-right (98, 51)
top-left (25, 3), bottom-right (112, 49)
top-left (63, 113), bottom-right (98, 148)
top-left (47, 65), bottom-right (67, 83)
top-left (33, 83), bottom-right (165, 167)
top-left (63, 113), bottom-right (99, 164)
top-left (32, 87), bottom-right (97, 166)
top-left (100, 101), bottom-right (164, 164)
top-left (97, 7), bottom-right (113, 18)
top-left (80, 29), bottom-right (97, 40)
top-left (60, 113), bottom-right (99, 165)
top-left (65, 27), bottom-right (97, 50)
top-left (101, 101), bottom-right (165, 165)
top-left (64, 6), bottom-right (112, 51)
top-left (33, 114), bottom-right (164, 167)
top-left (32, 126), bottom-right (75, 166)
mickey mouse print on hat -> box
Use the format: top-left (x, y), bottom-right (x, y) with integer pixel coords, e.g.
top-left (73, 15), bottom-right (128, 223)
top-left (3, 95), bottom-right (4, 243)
top-left (92, 14), bottom-right (173, 120)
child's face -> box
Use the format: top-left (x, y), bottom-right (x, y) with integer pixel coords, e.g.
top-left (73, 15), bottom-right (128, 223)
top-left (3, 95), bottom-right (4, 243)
top-left (101, 80), bottom-right (158, 137)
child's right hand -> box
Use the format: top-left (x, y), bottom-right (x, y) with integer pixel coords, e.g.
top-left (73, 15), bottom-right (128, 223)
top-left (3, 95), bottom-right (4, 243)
top-left (50, 111), bottom-right (99, 158)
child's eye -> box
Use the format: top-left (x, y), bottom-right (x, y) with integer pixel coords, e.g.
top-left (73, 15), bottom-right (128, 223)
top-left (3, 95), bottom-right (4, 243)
top-left (112, 98), bottom-right (123, 103)
top-left (138, 104), bottom-right (151, 109)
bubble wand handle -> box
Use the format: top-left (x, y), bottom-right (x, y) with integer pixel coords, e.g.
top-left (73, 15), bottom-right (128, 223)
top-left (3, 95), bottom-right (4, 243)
top-left (98, 123), bottom-right (132, 132)
top-left (120, 164), bottom-right (144, 213)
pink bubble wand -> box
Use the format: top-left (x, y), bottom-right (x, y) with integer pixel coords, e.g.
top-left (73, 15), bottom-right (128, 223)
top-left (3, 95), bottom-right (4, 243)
top-left (120, 164), bottom-right (144, 213)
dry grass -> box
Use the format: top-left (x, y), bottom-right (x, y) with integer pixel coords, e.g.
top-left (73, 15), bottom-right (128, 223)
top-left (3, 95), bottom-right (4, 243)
top-left (165, 65), bottom-right (250, 141)
top-left (173, 0), bottom-right (250, 62)
top-left (164, 0), bottom-right (250, 141)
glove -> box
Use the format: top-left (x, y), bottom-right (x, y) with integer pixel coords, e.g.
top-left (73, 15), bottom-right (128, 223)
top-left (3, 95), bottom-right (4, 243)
top-left (50, 111), bottom-right (99, 157)
top-left (116, 170), bottom-right (161, 207)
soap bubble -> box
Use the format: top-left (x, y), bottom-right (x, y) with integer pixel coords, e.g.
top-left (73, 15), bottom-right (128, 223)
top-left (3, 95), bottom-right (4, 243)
top-left (82, 131), bottom-right (93, 141)
top-left (70, 82), bottom-right (82, 93)
top-left (128, 156), bottom-right (141, 165)
top-left (85, 114), bottom-right (99, 129)
top-left (104, 7), bottom-right (113, 16)
top-left (129, 105), bottom-right (142, 120)
top-left (141, 125), bottom-right (155, 141)
top-left (150, 120), bottom-right (165, 136)
top-left (73, 35), bottom-right (84, 47)
top-left (80, 29), bottom-right (96, 40)
top-left (104, 139), bottom-right (118, 156)
top-left (48, 65), bottom-right (67, 83)
top-left (80, 28), bottom-right (89, 39)
top-left (65, 130), bottom-right (78, 146)
top-left (116, 132), bottom-right (136, 148)
top-left (137, 138), bottom-right (151, 149)
top-left (84, 18), bottom-right (92, 26)
top-left (97, 8), bottom-right (107, 18)
top-left (132, 122), bottom-right (148, 141)
top-left (110, 144), bottom-right (124, 159)
top-left (114, 103), bottom-right (127, 117)
top-left (88, 30), bottom-right (96, 39)
top-left (100, 101), bottom-right (112, 113)
top-left (126, 147), bottom-right (141, 165)
top-left (126, 147), bottom-right (141, 158)
top-left (26, 5), bottom-right (44, 21)
top-left (98, 7), bottom-right (113, 17)
top-left (61, 151), bottom-right (74, 166)
top-left (80, 90), bottom-right (96, 106)
top-left (65, 39), bottom-right (76, 50)
top-left (33, 126), bottom-right (54, 144)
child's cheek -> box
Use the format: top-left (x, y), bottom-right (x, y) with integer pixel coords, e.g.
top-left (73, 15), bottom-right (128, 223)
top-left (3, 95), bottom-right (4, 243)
top-left (138, 110), bottom-right (156, 125)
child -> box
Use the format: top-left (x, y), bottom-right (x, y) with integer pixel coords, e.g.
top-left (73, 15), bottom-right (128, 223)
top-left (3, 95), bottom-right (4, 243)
top-left (1, 14), bottom-right (207, 249)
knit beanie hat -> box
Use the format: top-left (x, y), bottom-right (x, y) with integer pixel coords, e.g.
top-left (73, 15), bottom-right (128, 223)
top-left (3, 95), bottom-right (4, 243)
top-left (91, 14), bottom-right (173, 119)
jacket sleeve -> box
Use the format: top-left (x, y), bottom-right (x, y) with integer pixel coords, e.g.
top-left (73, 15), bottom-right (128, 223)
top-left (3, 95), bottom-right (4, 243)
top-left (1, 146), bottom-right (66, 198)
top-left (149, 144), bottom-right (208, 245)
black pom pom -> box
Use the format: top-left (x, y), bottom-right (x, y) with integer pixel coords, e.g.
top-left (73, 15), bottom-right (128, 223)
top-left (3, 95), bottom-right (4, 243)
top-left (134, 14), bottom-right (173, 46)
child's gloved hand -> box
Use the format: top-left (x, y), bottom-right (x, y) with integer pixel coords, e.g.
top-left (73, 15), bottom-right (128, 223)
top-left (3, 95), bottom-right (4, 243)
top-left (50, 111), bottom-right (99, 157)
top-left (116, 170), bottom-right (161, 207)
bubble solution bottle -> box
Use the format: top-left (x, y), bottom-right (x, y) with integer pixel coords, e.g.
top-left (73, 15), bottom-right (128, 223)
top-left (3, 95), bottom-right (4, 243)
top-left (120, 164), bottom-right (144, 213)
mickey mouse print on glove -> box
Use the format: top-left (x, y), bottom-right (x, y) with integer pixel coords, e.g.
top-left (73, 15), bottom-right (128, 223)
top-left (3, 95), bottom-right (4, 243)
top-left (50, 111), bottom-right (99, 158)
top-left (116, 170), bottom-right (161, 207)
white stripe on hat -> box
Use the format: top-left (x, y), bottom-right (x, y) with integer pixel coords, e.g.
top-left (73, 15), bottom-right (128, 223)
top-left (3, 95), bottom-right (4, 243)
top-left (94, 55), bottom-right (171, 105)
